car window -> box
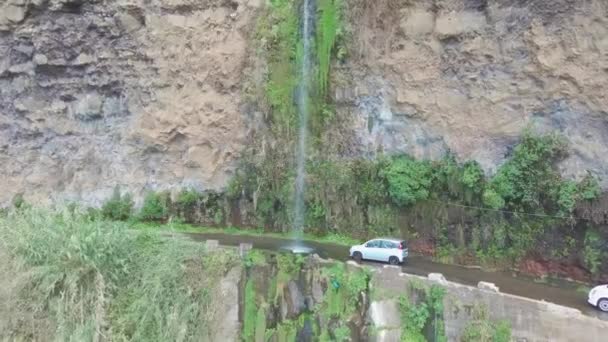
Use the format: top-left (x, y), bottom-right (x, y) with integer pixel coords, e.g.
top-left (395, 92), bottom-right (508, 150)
top-left (380, 240), bottom-right (395, 249)
top-left (365, 240), bottom-right (380, 248)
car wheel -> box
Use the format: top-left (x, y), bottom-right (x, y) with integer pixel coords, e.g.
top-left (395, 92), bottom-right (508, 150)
top-left (389, 256), bottom-right (399, 265)
top-left (598, 298), bottom-right (608, 312)
top-left (353, 252), bottom-right (362, 263)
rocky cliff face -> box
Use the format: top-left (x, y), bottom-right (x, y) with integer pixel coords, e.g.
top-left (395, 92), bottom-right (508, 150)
top-left (337, 0), bottom-right (608, 184)
top-left (2, 0), bottom-right (608, 206)
top-left (0, 0), bottom-right (260, 205)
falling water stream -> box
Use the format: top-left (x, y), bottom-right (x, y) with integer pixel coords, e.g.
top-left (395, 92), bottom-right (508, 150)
top-left (291, 0), bottom-right (315, 250)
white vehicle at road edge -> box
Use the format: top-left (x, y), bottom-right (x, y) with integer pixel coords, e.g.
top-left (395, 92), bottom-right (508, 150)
top-left (588, 284), bottom-right (608, 312)
top-left (349, 238), bottom-right (408, 265)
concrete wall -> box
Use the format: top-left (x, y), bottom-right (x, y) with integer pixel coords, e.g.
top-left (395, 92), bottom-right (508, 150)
top-left (369, 265), bottom-right (608, 342)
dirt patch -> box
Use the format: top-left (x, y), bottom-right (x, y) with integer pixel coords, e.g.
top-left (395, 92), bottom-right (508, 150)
top-left (408, 238), bottom-right (436, 256)
top-left (516, 257), bottom-right (606, 284)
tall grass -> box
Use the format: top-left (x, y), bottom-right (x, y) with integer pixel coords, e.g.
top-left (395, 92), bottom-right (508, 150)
top-left (0, 208), bottom-right (239, 342)
top-left (0, 208), bottom-right (134, 341)
top-left (111, 237), bottom-right (206, 341)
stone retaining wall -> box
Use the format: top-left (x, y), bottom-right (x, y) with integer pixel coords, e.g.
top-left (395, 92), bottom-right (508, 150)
top-left (370, 265), bottom-right (608, 342)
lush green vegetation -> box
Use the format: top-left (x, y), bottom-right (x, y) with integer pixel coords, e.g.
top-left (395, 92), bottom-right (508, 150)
top-left (101, 186), bottom-right (133, 221)
top-left (0, 208), bottom-right (240, 341)
top-left (399, 283), bottom-right (447, 342)
top-left (257, 0), bottom-right (300, 135)
top-left (228, 129), bottom-right (606, 276)
top-left (138, 191), bottom-right (170, 221)
top-left (242, 280), bottom-right (258, 341)
top-left (460, 306), bottom-right (511, 342)
top-left (384, 157), bottom-right (433, 206)
top-left (320, 263), bottom-right (370, 319)
top-left (316, 0), bottom-right (343, 96)
top-left (240, 250), bottom-right (373, 341)
top-left (583, 229), bottom-right (606, 277)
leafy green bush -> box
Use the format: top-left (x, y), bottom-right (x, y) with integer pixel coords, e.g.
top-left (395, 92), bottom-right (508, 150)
top-left (383, 157), bottom-right (433, 206)
top-left (583, 229), bottom-right (606, 276)
top-left (244, 250), bottom-right (268, 268)
top-left (487, 132), bottom-right (567, 212)
top-left (461, 161), bottom-right (484, 190)
top-left (313, 264), bottom-right (370, 339)
top-left (578, 174), bottom-right (601, 200)
top-left (482, 188), bottom-right (505, 209)
top-left (176, 188), bottom-right (200, 208)
top-left (11, 193), bottom-right (26, 209)
top-left (399, 284), bottom-right (446, 342)
top-left (493, 321), bottom-right (512, 342)
top-left (139, 191), bottom-right (170, 222)
top-left (557, 180), bottom-right (578, 214)
top-left (101, 186), bottom-right (133, 221)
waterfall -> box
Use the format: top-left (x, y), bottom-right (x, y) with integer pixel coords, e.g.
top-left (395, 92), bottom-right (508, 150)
top-left (293, 0), bottom-right (314, 239)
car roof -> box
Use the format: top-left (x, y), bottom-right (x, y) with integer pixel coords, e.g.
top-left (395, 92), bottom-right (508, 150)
top-left (371, 237), bottom-right (404, 243)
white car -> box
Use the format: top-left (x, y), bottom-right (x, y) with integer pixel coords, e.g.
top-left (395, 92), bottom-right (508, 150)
top-left (588, 284), bottom-right (608, 312)
top-left (349, 238), bottom-right (408, 265)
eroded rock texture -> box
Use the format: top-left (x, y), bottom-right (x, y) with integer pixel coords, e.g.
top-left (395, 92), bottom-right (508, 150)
top-left (338, 0), bottom-right (608, 184)
top-left (0, 0), bottom-right (260, 205)
top-left (2, 0), bottom-right (608, 206)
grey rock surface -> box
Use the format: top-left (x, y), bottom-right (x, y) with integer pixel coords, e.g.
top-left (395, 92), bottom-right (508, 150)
top-left (0, 0), bottom-right (259, 206)
top-left (338, 0), bottom-right (608, 185)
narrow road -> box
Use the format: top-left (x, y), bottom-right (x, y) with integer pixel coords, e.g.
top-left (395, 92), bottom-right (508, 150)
top-left (183, 232), bottom-right (608, 320)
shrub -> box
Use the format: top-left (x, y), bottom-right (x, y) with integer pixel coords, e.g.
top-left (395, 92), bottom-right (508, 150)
top-left (461, 305), bottom-right (511, 342)
top-left (12, 193), bottom-right (26, 209)
top-left (399, 284), bottom-right (446, 342)
top-left (461, 161), bottom-right (484, 190)
top-left (488, 131), bottom-right (567, 211)
top-left (139, 191), bottom-right (170, 222)
top-left (176, 188), bottom-right (200, 208)
top-left (383, 157), bottom-right (433, 206)
top-left (557, 180), bottom-right (578, 215)
top-left (101, 186), bottom-right (133, 221)
top-left (482, 188), bottom-right (505, 209)
top-left (583, 229), bottom-right (605, 276)
top-left (493, 321), bottom-right (512, 342)
top-left (579, 174), bottom-right (601, 201)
